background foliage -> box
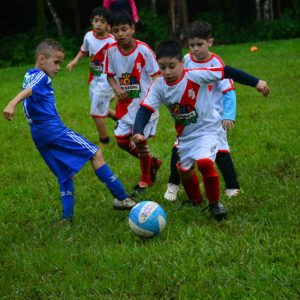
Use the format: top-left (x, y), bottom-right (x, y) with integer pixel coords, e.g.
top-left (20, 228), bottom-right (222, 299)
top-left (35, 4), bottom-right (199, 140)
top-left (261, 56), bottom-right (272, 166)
top-left (0, 0), bottom-right (299, 67)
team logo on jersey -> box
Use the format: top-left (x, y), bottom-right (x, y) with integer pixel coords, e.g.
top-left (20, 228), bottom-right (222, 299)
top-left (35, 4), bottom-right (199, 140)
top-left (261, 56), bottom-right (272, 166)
top-left (89, 54), bottom-right (103, 77)
top-left (169, 102), bottom-right (198, 126)
top-left (119, 72), bottom-right (141, 99)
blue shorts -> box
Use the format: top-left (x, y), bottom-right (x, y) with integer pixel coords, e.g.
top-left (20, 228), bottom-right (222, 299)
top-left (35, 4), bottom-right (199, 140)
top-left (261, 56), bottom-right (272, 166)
top-left (39, 130), bottom-right (98, 183)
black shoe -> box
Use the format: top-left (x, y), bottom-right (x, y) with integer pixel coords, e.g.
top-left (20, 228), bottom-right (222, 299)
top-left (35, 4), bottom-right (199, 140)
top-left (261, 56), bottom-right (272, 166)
top-left (209, 202), bottom-right (227, 221)
top-left (131, 183), bottom-right (147, 198)
top-left (100, 136), bottom-right (110, 144)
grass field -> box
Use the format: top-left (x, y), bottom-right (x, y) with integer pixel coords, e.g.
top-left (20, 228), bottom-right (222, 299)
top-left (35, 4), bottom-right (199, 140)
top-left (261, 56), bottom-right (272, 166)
top-left (0, 38), bottom-right (299, 299)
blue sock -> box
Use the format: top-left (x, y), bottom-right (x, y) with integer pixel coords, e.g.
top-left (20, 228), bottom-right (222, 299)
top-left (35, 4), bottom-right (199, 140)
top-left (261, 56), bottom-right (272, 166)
top-left (95, 164), bottom-right (128, 200)
top-left (59, 179), bottom-right (74, 220)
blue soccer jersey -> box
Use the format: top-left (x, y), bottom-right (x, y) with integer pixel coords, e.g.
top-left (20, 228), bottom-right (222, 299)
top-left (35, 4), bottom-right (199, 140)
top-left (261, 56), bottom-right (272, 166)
top-left (22, 69), bottom-right (68, 148)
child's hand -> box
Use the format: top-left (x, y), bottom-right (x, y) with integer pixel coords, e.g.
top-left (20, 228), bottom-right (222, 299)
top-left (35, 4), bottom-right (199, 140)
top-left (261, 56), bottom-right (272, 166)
top-left (256, 80), bottom-right (270, 96)
top-left (3, 102), bottom-right (16, 121)
top-left (66, 61), bottom-right (76, 71)
top-left (116, 88), bottom-right (128, 101)
top-left (222, 120), bottom-right (234, 130)
top-left (133, 134), bottom-right (145, 144)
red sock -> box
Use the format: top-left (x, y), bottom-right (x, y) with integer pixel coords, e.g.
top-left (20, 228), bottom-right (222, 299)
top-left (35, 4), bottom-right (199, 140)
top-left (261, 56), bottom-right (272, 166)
top-left (136, 140), bottom-right (152, 185)
top-left (116, 137), bottom-right (139, 158)
top-left (197, 158), bottom-right (220, 203)
top-left (180, 171), bottom-right (203, 203)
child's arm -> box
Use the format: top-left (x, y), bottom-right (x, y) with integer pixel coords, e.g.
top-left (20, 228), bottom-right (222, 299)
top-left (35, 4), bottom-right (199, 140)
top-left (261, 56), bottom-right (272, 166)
top-left (222, 89), bottom-right (236, 130)
top-left (107, 75), bottom-right (128, 101)
top-left (3, 87), bottom-right (32, 121)
top-left (224, 66), bottom-right (269, 96)
top-left (66, 51), bottom-right (87, 71)
top-left (132, 106), bottom-right (153, 143)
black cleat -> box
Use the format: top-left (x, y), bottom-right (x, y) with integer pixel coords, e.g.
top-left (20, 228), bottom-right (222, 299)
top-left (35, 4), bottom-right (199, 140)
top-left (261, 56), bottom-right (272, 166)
top-left (209, 202), bottom-right (227, 221)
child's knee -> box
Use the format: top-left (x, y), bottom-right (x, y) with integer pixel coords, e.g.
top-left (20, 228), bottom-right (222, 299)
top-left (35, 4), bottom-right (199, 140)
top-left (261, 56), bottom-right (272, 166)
top-left (92, 149), bottom-right (105, 164)
top-left (197, 158), bottom-right (218, 177)
top-left (179, 168), bottom-right (194, 181)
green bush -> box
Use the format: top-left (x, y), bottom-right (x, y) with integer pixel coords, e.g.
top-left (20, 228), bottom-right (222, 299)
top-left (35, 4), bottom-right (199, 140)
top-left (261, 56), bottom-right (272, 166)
top-left (0, 7), bottom-right (299, 67)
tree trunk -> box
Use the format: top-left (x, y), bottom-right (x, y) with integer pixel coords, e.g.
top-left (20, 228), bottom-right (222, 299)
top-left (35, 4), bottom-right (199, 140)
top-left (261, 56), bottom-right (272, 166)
top-left (46, 0), bottom-right (63, 36)
top-left (168, 0), bottom-right (189, 46)
top-left (151, 0), bottom-right (157, 16)
top-left (68, 0), bottom-right (81, 35)
top-left (36, 0), bottom-right (47, 38)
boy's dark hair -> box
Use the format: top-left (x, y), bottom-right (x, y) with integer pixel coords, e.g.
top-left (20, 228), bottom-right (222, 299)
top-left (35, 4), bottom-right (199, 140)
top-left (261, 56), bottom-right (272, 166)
top-left (35, 39), bottom-right (64, 60)
top-left (90, 7), bottom-right (111, 22)
top-left (109, 11), bottom-right (134, 27)
top-left (155, 40), bottom-right (183, 61)
top-left (187, 21), bottom-right (213, 40)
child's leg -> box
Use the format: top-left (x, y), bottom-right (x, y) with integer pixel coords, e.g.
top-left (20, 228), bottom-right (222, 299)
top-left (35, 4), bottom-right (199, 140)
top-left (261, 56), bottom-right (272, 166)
top-left (136, 139), bottom-right (152, 186)
top-left (196, 158), bottom-right (220, 203)
top-left (169, 146), bottom-right (181, 185)
top-left (116, 136), bottom-right (140, 158)
top-left (215, 151), bottom-right (240, 189)
top-left (196, 158), bottom-right (227, 220)
top-left (91, 150), bottom-right (129, 200)
top-left (93, 117), bottom-right (110, 144)
top-left (164, 146), bottom-right (180, 201)
top-left (59, 178), bottom-right (74, 220)
top-left (179, 168), bottom-right (203, 204)
top-left (108, 108), bottom-right (117, 121)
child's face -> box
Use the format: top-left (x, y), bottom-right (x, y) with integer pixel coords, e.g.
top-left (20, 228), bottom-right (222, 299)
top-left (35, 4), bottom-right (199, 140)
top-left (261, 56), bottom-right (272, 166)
top-left (111, 24), bottom-right (135, 46)
top-left (91, 15), bottom-right (109, 36)
top-left (158, 57), bottom-right (184, 84)
top-left (188, 37), bottom-right (213, 61)
top-left (37, 50), bottom-right (65, 78)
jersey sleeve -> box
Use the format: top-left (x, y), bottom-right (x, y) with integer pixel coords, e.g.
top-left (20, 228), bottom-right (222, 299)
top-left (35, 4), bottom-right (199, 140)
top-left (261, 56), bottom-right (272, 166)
top-left (187, 67), bottom-right (224, 85)
top-left (80, 32), bottom-right (89, 53)
top-left (222, 89), bottom-right (236, 121)
top-left (143, 46), bottom-right (160, 77)
top-left (29, 72), bottom-right (49, 101)
top-left (141, 79), bottom-right (162, 112)
top-left (104, 46), bottom-right (115, 76)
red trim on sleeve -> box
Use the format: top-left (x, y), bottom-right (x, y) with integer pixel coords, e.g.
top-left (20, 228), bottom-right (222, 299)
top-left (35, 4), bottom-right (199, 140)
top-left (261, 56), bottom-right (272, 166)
top-left (140, 102), bottom-right (155, 113)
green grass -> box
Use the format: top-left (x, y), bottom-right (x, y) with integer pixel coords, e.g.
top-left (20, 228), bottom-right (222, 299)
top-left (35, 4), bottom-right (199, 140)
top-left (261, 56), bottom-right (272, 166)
top-left (1, 39), bottom-right (300, 299)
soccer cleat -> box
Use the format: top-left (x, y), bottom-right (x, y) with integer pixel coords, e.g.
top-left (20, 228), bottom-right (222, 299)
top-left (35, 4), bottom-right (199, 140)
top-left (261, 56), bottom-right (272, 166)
top-left (150, 157), bottom-right (162, 184)
top-left (225, 188), bottom-right (241, 198)
top-left (164, 183), bottom-right (180, 201)
top-left (131, 182), bottom-right (147, 198)
top-left (99, 136), bottom-right (110, 144)
top-left (113, 197), bottom-right (137, 210)
top-left (209, 202), bottom-right (227, 221)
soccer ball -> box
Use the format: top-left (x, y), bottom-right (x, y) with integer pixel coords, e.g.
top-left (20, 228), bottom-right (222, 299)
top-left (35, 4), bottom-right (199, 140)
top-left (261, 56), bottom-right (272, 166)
top-left (128, 201), bottom-right (167, 238)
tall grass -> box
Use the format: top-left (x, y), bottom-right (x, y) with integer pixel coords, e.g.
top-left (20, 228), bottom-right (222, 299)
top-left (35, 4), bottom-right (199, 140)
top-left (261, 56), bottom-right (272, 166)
top-left (0, 39), bottom-right (299, 299)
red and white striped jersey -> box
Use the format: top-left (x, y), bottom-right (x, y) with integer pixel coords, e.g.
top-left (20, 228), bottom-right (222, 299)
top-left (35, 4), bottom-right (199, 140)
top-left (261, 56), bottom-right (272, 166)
top-left (105, 40), bottom-right (160, 124)
top-left (141, 68), bottom-right (225, 145)
top-left (184, 52), bottom-right (234, 116)
top-left (81, 30), bottom-right (115, 87)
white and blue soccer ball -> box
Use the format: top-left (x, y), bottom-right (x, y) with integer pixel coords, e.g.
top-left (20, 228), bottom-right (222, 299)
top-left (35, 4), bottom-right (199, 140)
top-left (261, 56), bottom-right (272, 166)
top-left (129, 201), bottom-right (167, 238)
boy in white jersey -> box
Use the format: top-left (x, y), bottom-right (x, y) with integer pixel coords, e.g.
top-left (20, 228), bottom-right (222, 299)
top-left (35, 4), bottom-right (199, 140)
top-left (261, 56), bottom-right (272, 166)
top-left (164, 21), bottom-right (240, 202)
top-left (67, 7), bottom-right (116, 145)
top-left (133, 40), bottom-right (269, 221)
top-left (3, 39), bottom-right (136, 222)
top-left (104, 11), bottom-right (162, 194)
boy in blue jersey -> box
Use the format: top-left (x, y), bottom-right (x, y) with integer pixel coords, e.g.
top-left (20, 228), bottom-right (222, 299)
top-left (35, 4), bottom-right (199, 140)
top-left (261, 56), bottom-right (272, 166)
top-left (164, 21), bottom-right (241, 202)
top-left (3, 39), bottom-right (136, 222)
